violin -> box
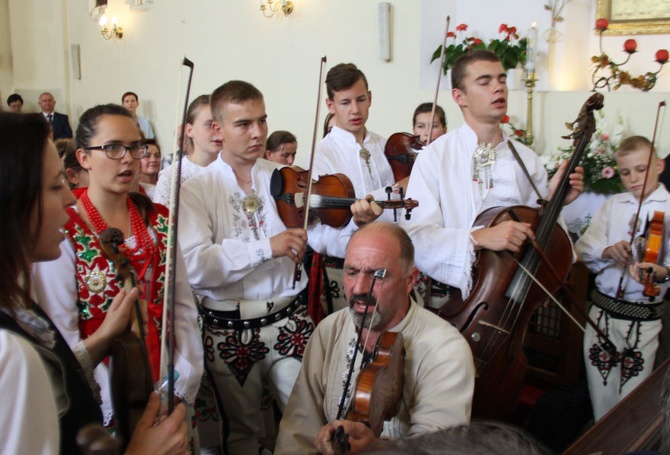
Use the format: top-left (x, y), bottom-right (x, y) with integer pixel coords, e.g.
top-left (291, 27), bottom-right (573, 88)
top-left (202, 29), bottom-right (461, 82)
top-left (616, 101), bottom-right (667, 300)
top-left (434, 93), bottom-right (604, 420)
top-left (99, 228), bottom-right (154, 450)
top-left (271, 166), bottom-right (419, 228)
top-left (384, 133), bottom-right (424, 182)
top-left (635, 211), bottom-right (665, 299)
top-left (329, 269), bottom-right (404, 455)
top-left (333, 332), bottom-right (405, 455)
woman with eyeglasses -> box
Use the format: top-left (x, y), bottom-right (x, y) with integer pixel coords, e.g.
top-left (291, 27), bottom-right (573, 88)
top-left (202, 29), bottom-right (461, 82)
top-left (32, 104), bottom-right (203, 438)
top-left (0, 111), bottom-right (190, 454)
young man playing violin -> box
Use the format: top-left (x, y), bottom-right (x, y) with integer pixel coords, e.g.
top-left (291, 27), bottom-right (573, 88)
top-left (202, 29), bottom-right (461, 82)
top-left (576, 135), bottom-right (670, 421)
top-left (402, 50), bottom-right (583, 306)
top-left (177, 80), bottom-right (315, 455)
top-left (275, 222), bottom-right (474, 455)
top-left (308, 63), bottom-right (409, 316)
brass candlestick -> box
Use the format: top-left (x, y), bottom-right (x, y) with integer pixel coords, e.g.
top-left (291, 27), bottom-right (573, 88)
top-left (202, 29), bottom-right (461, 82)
top-left (524, 71), bottom-right (537, 146)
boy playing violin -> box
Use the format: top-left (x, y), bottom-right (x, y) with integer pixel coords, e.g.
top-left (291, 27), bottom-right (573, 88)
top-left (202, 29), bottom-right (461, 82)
top-left (307, 63), bottom-right (408, 316)
top-left (576, 135), bottom-right (670, 421)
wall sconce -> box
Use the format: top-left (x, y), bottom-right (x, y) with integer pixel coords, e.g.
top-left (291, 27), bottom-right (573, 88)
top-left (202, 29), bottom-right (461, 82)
top-left (99, 14), bottom-right (123, 40)
top-left (260, 0), bottom-right (293, 18)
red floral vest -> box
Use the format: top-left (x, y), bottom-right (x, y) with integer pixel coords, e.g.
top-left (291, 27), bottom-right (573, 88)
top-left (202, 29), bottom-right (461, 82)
top-left (63, 200), bottom-right (169, 382)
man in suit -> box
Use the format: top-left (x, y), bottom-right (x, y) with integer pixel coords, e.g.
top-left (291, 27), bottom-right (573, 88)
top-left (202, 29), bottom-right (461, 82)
top-left (39, 92), bottom-right (73, 140)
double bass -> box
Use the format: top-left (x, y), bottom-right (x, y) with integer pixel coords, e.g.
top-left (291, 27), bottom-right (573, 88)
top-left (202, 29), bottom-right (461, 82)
top-left (435, 93), bottom-right (605, 420)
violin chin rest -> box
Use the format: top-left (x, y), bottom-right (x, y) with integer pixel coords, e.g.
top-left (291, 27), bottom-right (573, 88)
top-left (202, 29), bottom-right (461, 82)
top-left (270, 168), bottom-right (284, 197)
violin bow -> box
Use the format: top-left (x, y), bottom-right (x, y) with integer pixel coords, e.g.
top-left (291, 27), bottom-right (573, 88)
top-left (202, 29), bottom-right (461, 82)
top-left (159, 56), bottom-right (195, 415)
top-left (427, 16), bottom-right (450, 146)
top-left (614, 101), bottom-right (666, 299)
top-left (291, 56), bottom-right (328, 288)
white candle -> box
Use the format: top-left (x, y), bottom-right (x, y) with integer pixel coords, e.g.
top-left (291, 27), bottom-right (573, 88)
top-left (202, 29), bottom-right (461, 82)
top-left (526, 23), bottom-right (538, 73)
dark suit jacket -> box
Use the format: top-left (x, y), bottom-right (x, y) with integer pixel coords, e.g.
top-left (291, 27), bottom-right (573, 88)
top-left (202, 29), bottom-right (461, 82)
top-left (47, 112), bottom-right (73, 140)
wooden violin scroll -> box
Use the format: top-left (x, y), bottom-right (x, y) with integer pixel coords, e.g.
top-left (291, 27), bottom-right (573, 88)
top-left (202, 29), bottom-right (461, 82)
top-left (98, 227), bottom-right (154, 450)
top-left (77, 424), bottom-right (120, 455)
top-left (99, 228), bottom-right (145, 339)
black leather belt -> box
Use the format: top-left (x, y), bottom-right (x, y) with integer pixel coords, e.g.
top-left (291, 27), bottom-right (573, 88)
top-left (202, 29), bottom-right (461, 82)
top-left (198, 295), bottom-right (304, 330)
top-left (592, 290), bottom-right (664, 321)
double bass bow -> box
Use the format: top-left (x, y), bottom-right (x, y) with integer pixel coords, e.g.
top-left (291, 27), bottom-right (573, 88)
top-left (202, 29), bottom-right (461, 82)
top-left (436, 93), bottom-right (605, 420)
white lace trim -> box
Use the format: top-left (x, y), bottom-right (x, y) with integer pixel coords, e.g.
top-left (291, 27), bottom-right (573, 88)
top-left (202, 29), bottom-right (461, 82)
top-left (72, 340), bottom-right (102, 405)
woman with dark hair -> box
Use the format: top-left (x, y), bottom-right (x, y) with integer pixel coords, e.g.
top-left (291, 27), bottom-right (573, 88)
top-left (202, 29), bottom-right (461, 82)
top-left (122, 91), bottom-right (155, 139)
top-left (31, 105), bottom-right (203, 437)
top-left (153, 95), bottom-right (222, 205)
top-left (0, 112), bottom-right (188, 454)
top-left (264, 130), bottom-right (297, 166)
top-left (57, 138), bottom-right (90, 189)
top-left (323, 112), bottom-right (335, 138)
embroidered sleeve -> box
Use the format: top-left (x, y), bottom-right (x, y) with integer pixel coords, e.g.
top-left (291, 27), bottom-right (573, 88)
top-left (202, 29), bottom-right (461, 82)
top-left (72, 340), bottom-right (102, 404)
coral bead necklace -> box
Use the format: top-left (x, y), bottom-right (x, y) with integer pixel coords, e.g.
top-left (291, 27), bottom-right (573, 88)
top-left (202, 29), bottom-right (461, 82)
top-left (80, 190), bottom-right (157, 266)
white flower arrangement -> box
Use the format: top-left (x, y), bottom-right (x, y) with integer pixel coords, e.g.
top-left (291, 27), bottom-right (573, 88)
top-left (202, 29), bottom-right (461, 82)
top-left (542, 111), bottom-right (624, 194)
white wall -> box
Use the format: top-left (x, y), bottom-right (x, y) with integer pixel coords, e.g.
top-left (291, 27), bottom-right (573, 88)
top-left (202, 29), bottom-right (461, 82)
top-left (1, 0), bottom-right (668, 161)
top-left (0, 0), bottom-right (14, 106)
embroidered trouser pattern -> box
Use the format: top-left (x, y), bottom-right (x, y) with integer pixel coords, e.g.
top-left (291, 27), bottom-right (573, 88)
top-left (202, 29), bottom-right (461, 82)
top-left (583, 305), bottom-right (662, 421)
top-left (203, 306), bottom-right (314, 454)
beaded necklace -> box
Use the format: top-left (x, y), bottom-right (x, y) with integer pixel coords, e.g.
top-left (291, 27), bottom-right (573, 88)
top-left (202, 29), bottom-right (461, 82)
top-left (80, 190), bottom-right (157, 275)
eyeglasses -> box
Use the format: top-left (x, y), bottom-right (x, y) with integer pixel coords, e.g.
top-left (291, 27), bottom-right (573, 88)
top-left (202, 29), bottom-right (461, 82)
top-left (84, 143), bottom-right (148, 160)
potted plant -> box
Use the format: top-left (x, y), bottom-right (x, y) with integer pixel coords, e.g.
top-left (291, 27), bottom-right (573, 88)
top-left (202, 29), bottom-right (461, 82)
top-left (432, 23), bottom-right (528, 73)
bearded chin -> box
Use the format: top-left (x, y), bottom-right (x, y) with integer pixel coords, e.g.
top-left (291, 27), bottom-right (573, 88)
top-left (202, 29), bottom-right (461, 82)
top-left (349, 306), bottom-right (382, 330)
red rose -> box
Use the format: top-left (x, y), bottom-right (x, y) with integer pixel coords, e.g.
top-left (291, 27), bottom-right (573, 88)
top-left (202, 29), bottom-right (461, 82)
top-left (656, 49), bottom-right (669, 63)
top-left (456, 23), bottom-right (468, 32)
top-left (514, 130), bottom-right (524, 137)
top-left (500, 115), bottom-right (510, 124)
top-left (624, 39), bottom-right (637, 53)
top-left (595, 18), bottom-right (608, 30)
